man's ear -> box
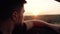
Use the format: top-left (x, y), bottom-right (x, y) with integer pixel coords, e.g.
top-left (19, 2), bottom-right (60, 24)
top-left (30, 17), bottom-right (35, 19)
top-left (11, 11), bottom-right (18, 21)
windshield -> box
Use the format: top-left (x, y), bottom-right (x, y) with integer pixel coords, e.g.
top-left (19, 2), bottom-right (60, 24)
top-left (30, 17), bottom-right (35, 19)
top-left (24, 0), bottom-right (60, 24)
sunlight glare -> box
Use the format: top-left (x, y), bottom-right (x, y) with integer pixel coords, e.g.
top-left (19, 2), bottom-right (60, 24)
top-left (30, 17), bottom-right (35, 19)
top-left (31, 10), bottom-right (40, 16)
top-left (24, 0), bottom-right (60, 16)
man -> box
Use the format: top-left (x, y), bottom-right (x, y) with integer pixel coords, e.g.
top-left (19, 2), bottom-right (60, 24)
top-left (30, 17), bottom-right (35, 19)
top-left (0, 0), bottom-right (46, 34)
top-left (0, 0), bottom-right (60, 34)
top-left (0, 0), bottom-right (26, 34)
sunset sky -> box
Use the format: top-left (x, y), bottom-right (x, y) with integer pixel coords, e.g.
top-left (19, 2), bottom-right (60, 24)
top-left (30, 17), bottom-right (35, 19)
top-left (24, 0), bottom-right (60, 16)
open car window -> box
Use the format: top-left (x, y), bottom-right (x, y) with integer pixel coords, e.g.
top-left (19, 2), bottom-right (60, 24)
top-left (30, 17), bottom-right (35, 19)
top-left (24, 0), bottom-right (60, 24)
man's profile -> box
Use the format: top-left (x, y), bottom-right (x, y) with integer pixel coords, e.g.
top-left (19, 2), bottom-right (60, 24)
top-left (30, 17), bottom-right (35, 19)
top-left (0, 0), bottom-right (26, 34)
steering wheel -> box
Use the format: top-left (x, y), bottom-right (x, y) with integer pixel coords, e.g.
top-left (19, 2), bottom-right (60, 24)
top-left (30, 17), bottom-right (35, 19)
top-left (25, 20), bottom-right (60, 34)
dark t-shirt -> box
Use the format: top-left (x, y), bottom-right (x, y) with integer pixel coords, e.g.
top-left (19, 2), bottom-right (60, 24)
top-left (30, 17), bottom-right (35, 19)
top-left (0, 31), bottom-right (3, 34)
top-left (12, 23), bottom-right (27, 34)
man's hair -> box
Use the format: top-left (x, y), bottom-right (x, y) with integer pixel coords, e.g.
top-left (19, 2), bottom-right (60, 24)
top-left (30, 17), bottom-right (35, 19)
top-left (55, 0), bottom-right (60, 2)
top-left (0, 0), bottom-right (26, 21)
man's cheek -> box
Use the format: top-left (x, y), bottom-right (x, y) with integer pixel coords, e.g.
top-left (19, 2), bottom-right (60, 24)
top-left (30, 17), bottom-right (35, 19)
top-left (19, 15), bottom-right (23, 24)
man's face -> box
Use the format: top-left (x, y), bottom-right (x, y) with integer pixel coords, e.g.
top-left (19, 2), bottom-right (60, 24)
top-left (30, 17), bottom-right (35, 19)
top-left (18, 6), bottom-right (25, 25)
top-left (13, 0), bottom-right (26, 25)
top-left (14, 5), bottom-right (25, 25)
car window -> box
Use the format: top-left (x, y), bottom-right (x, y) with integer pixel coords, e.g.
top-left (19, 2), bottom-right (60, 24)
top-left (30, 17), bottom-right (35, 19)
top-left (24, 0), bottom-right (60, 24)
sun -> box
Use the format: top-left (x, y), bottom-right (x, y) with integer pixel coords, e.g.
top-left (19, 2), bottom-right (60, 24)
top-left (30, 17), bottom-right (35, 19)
top-left (32, 11), bottom-right (40, 16)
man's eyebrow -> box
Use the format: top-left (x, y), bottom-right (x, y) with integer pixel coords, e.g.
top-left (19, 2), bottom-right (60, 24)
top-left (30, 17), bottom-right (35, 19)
top-left (19, 0), bottom-right (27, 4)
top-left (24, 0), bottom-right (27, 4)
top-left (21, 0), bottom-right (27, 4)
